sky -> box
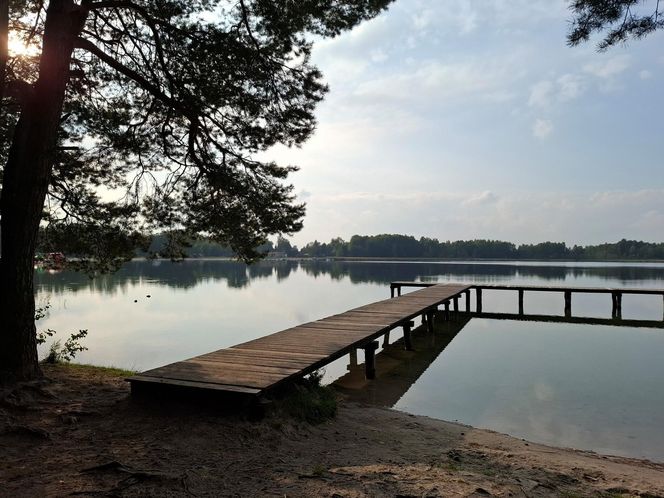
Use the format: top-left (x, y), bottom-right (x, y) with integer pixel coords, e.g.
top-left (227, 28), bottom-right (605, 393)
top-left (265, 0), bottom-right (664, 247)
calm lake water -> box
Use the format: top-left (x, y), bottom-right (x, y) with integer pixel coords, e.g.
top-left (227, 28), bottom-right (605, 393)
top-left (35, 259), bottom-right (664, 461)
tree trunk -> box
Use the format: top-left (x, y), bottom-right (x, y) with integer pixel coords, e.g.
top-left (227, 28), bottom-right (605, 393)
top-left (0, 0), bottom-right (86, 383)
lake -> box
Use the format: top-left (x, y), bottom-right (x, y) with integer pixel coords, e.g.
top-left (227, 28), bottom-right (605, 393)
top-left (35, 259), bottom-right (664, 461)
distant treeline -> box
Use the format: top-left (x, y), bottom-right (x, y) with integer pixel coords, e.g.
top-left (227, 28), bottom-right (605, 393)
top-left (157, 234), bottom-right (664, 261)
top-left (298, 235), bottom-right (664, 260)
top-left (38, 229), bottom-right (664, 261)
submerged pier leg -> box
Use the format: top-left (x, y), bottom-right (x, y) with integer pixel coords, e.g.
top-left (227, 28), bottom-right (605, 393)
top-left (564, 291), bottom-right (572, 317)
top-left (402, 321), bottom-right (414, 351)
top-left (363, 341), bottom-right (379, 379)
top-left (476, 288), bottom-right (483, 313)
top-left (613, 292), bottom-right (622, 319)
top-left (465, 290), bottom-right (471, 312)
top-left (426, 310), bottom-right (435, 333)
top-left (518, 289), bottom-right (524, 315)
top-left (444, 301), bottom-right (450, 321)
top-left (453, 297), bottom-right (459, 315)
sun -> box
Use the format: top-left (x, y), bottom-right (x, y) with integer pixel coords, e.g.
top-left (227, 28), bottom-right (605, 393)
top-left (8, 31), bottom-right (40, 57)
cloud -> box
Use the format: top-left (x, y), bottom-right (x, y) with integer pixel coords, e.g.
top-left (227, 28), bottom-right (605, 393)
top-left (291, 189), bottom-right (664, 246)
top-left (556, 74), bottom-right (585, 101)
top-left (528, 80), bottom-right (554, 108)
top-left (463, 190), bottom-right (499, 206)
top-left (640, 69), bottom-right (653, 80)
top-left (528, 74), bottom-right (585, 108)
top-left (353, 58), bottom-right (521, 107)
top-left (532, 118), bottom-right (553, 139)
top-left (584, 55), bottom-right (631, 79)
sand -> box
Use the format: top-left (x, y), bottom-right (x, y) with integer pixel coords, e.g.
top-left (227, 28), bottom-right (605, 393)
top-left (1, 364), bottom-right (663, 497)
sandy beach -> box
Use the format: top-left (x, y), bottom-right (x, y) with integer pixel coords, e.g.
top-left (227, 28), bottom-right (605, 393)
top-left (1, 364), bottom-right (663, 497)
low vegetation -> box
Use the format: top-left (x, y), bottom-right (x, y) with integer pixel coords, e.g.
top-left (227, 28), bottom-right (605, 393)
top-left (270, 370), bottom-right (337, 425)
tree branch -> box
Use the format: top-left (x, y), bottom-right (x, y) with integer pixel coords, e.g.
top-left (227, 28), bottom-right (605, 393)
top-left (74, 36), bottom-right (192, 120)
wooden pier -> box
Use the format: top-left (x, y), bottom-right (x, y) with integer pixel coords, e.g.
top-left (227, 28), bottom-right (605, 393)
top-left (391, 281), bottom-right (664, 319)
top-left (129, 280), bottom-right (664, 399)
top-left (128, 283), bottom-right (470, 397)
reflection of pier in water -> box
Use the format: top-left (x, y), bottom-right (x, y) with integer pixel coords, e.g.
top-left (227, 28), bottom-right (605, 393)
top-left (334, 313), bottom-right (471, 407)
top-left (334, 303), bottom-right (664, 407)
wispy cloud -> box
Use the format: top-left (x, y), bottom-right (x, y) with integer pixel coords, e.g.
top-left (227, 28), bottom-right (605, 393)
top-left (293, 189), bottom-right (664, 246)
top-left (532, 118), bottom-right (553, 139)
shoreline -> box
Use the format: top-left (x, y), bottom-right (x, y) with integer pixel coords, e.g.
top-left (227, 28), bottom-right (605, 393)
top-left (2, 364), bottom-right (663, 496)
top-left (128, 256), bottom-right (664, 264)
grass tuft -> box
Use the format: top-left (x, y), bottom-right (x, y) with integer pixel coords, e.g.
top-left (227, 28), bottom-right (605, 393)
top-left (272, 370), bottom-right (337, 425)
top-left (45, 362), bottom-right (137, 377)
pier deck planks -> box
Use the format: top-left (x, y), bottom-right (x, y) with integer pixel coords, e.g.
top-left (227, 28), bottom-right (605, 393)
top-left (128, 283), bottom-right (470, 396)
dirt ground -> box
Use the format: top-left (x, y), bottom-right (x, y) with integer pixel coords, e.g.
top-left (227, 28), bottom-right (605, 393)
top-left (1, 364), bottom-right (663, 498)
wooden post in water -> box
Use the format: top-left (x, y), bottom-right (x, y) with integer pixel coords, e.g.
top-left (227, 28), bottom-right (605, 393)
top-left (426, 310), bottom-right (435, 333)
top-left (453, 296), bottom-right (459, 315)
top-left (382, 330), bottom-right (390, 348)
top-left (402, 321), bottom-right (414, 351)
top-left (363, 341), bottom-right (379, 379)
top-left (349, 349), bottom-right (358, 368)
top-left (390, 285), bottom-right (395, 298)
top-left (564, 291), bottom-right (572, 317)
top-left (444, 301), bottom-right (450, 321)
top-left (518, 289), bottom-right (524, 315)
top-left (612, 291), bottom-right (622, 319)
top-left (476, 288), bottom-right (483, 313)
top-left (465, 290), bottom-right (471, 312)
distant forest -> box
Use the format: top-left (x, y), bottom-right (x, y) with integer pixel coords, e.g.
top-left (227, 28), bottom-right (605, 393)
top-left (145, 233), bottom-right (664, 261)
top-left (36, 230), bottom-right (664, 261)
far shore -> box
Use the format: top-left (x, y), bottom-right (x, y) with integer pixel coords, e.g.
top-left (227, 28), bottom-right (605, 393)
top-left (2, 363), bottom-right (663, 496)
top-left (128, 256), bottom-right (664, 264)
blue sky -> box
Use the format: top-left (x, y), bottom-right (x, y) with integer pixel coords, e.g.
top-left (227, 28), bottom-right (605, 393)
top-left (267, 0), bottom-right (664, 246)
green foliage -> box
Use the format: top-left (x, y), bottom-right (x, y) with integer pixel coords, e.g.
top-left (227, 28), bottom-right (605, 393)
top-left (35, 300), bottom-right (88, 363)
top-left (568, 0), bottom-right (664, 50)
top-left (2, 0), bottom-right (394, 270)
top-left (299, 235), bottom-right (664, 261)
top-left (42, 330), bottom-right (88, 364)
top-left (59, 363), bottom-right (136, 377)
top-left (276, 370), bottom-right (337, 424)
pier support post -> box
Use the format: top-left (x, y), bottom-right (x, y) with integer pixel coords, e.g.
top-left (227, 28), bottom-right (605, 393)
top-left (390, 285), bottom-right (395, 298)
top-left (465, 290), bottom-right (471, 312)
top-left (349, 349), bottom-right (358, 368)
top-left (382, 330), bottom-right (391, 348)
top-left (612, 292), bottom-right (622, 319)
top-left (453, 297), bottom-right (459, 314)
top-left (363, 341), bottom-right (379, 380)
top-left (444, 301), bottom-right (450, 321)
top-left (518, 289), bottom-right (524, 315)
top-left (476, 288), bottom-right (483, 313)
top-left (564, 291), bottom-right (572, 317)
top-left (402, 321), bottom-right (414, 351)
top-left (426, 310), bottom-right (435, 333)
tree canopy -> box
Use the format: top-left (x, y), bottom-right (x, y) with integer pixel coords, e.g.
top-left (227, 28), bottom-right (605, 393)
top-left (0, 0), bottom-right (393, 382)
top-left (1, 0), bottom-right (394, 264)
top-left (568, 0), bottom-right (664, 49)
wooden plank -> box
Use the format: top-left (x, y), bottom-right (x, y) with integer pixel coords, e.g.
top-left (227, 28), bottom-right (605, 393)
top-left (128, 375), bottom-right (261, 395)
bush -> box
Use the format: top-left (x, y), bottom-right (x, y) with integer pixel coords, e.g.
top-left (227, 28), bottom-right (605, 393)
top-left (276, 370), bottom-right (337, 424)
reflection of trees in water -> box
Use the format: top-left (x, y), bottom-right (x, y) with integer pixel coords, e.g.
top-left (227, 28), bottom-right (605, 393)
top-left (35, 259), bottom-right (664, 296)
top-left (35, 259), bottom-right (300, 295)
top-left (298, 260), bottom-right (664, 286)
